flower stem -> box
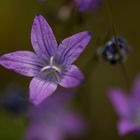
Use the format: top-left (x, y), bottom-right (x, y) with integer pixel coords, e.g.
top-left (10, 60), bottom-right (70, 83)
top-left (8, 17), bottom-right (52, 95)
top-left (106, 0), bottom-right (120, 52)
top-left (106, 0), bottom-right (130, 88)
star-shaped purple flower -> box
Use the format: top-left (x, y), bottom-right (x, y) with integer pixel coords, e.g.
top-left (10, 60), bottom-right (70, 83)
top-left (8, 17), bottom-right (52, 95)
top-left (0, 15), bottom-right (92, 105)
top-left (109, 75), bottom-right (140, 136)
top-left (75, 0), bottom-right (101, 12)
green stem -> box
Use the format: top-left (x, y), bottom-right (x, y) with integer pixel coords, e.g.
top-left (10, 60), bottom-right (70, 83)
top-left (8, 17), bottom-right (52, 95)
top-left (106, 0), bottom-right (119, 51)
top-left (106, 0), bottom-right (130, 87)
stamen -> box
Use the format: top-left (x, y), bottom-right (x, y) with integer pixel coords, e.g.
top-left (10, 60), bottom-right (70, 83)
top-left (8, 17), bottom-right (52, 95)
top-left (51, 66), bottom-right (61, 73)
top-left (41, 65), bottom-right (52, 72)
top-left (40, 56), bottom-right (61, 73)
top-left (50, 56), bottom-right (54, 66)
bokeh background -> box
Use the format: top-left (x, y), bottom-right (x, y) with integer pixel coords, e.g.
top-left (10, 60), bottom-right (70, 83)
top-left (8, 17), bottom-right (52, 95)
top-left (0, 0), bottom-right (140, 140)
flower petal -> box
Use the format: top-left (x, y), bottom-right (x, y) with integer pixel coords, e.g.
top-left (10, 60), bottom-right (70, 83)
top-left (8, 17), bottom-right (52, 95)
top-left (31, 15), bottom-right (58, 58)
top-left (59, 65), bottom-right (84, 88)
top-left (58, 32), bottom-right (92, 64)
top-left (0, 51), bottom-right (41, 77)
top-left (131, 75), bottom-right (140, 99)
top-left (75, 0), bottom-right (101, 12)
top-left (75, 0), bottom-right (92, 11)
top-left (61, 113), bottom-right (86, 136)
top-left (118, 120), bottom-right (137, 136)
top-left (108, 89), bottom-right (129, 117)
top-left (24, 124), bottom-right (63, 140)
top-left (29, 77), bottom-right (57, 105)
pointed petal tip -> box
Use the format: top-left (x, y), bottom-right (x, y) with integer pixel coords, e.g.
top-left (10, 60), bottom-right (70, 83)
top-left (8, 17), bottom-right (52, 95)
top-left (88, 31), bottom-right (93, 36)
top-left (83, 31), bottom-right (93, 41)
top-left (36, 13), bottom-right (42, 17)
top-left (33, 14), bottom-right (46, 22)
top-left (35, 14), bottom-right (43, 18)
top-left (81, 31), bottom-right (93, 37)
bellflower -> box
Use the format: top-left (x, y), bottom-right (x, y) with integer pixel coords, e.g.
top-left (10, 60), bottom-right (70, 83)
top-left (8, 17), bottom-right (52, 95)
top-left (97, 36), bottom-right (131, 65)
top-left (0, 15), bottom-right (92, 105)
top-left (24, 91), bottom-right (86, 140)
top-left (75, 0), bottom-right (101, 12)
top-left (109, 75), bottom-right (140, 136)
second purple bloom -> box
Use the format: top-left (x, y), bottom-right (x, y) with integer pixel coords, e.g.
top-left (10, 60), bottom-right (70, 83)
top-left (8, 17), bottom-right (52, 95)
top-left (75, 0), bottom-right (102, 12)
top-left (109, 75), bottom-right (140, 136)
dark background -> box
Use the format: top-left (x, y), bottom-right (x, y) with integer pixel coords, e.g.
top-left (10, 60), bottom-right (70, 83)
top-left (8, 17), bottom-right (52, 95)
top-left (0, 0), bottom-right (140, 139)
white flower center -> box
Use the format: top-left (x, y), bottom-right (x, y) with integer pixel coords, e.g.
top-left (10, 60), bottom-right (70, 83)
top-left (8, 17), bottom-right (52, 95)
top-left (41, 56), bottom-right (61, 73)
top-left (40, 56), bottom-right (62, 81)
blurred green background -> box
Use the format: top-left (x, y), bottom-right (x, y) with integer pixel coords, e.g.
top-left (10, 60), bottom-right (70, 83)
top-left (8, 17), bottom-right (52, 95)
top-left (0, 0), bottom-right (140, 139)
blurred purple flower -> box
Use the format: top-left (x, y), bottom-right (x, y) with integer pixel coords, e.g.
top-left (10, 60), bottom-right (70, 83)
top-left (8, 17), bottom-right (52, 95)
top-left (109, 75), bottom-right (140, 136)
top-left (24, 91), bottom-right (87, 140)
top-left (97, 36), bottom-right (131, 65)
top-left (0, 15), bottom-right (92, 105)
top-left (37, 0), bottom-right (46, 2)
top-left (75, 0), bottom-right (102, 12)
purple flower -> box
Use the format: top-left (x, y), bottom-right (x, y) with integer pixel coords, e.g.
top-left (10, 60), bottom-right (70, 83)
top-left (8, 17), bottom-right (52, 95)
top-left (0, 15), bottom-right (92, 105)
top-left (24, 91), bottom-right (87, 140)
top-left (109, 75), bottom-right (140, 136)
top-left (75, 0), bottom-right (101, 12)
top-left (97, 36), bottom-right (131, 65)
